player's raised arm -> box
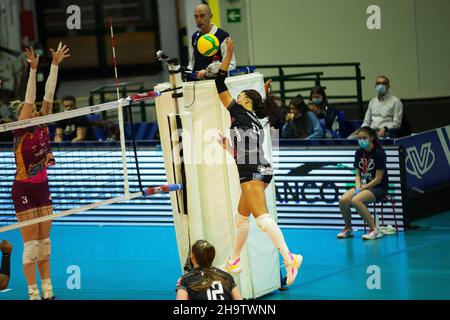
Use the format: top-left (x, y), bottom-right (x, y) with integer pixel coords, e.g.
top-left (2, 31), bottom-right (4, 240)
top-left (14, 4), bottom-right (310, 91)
top-left (215, 37), bottom-right (234, 109)
top-left (40, 42), bottom-right (70, 116)
top-left (18, 47), bottom-right (39, 121)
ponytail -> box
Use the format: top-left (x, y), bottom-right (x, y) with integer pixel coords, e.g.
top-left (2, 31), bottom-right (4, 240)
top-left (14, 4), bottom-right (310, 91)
top-left (260, 94), bottom-right (281, 127)
top-left (189, 240), bottom-right (232, 292)
top-left (243, 89), bottom-right (281, 127)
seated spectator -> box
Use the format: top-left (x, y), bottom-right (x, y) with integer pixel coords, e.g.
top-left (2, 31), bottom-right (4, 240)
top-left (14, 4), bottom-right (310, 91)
top-left (55, 95), bottom-right (95, 142)
top-left (0, 89), bottom-right (16, 120)
top-left (0, 96), bottom-right (19, 142)
top-left (348, 75), bottom-right (403, 139)
top-left (282, 95), bottom-right (323, 139)
top-left (103, 121), bottom-right (120, 142)
top-left (308, 86), bottom-right (340, 138)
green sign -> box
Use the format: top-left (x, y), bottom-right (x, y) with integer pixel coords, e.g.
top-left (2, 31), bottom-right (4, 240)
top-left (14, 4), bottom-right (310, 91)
top-left (227, 9), bottom-right (241, 23)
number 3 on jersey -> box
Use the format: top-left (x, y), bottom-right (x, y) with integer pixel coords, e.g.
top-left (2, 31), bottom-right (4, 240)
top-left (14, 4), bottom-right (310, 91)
top-left (206, 281), bottom-right (225, 300)
top-left (22, 196), bottom-right (28, 204)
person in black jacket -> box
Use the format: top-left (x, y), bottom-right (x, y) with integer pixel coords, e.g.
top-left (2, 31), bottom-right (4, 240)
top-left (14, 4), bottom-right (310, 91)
top-left (281, 95), bottom-right (324, 139)
top-left (55, 95), bottom-right (95, 142)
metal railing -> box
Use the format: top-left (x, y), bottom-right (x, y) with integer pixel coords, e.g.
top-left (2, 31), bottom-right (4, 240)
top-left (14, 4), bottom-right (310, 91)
top-left (240, 63), bottom-right (365, 117)
top-left (86, 63), bottom-right (366, 121)
top-left (88, 81), bottom-right (151, 122)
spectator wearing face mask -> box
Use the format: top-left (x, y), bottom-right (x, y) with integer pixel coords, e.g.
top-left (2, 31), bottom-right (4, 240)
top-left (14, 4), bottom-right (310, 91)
top-left (349, 75), bottom-right (403, 139)
top-left (308, 86), bottom-right (340, 138)
top-left (282, 95), bottom-right (323, 139)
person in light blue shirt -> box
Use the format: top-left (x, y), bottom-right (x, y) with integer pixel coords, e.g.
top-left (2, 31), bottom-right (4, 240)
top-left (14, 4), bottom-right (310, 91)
top-left (282, 95), bottom-right (324, 139)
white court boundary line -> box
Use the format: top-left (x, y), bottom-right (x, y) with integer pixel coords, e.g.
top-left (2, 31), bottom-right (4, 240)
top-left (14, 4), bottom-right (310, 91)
top-left (0, 191), bottom-right (142, 233)
top-left (0, 289), bottom-right (12, 293)
top-left (0, 98), bottom-right (130, 133)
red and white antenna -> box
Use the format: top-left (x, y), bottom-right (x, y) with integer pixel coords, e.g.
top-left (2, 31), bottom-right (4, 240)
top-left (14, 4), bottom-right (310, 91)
top-left (108, 16), bottom-right (130, 197)
top-left (109, 16), bottom-right (121, 98)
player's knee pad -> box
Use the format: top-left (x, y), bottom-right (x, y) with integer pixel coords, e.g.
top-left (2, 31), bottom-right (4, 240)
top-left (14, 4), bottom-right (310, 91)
top-left (256, 214), bottom-right (273, 233)
top-left (23, 240), bottom-right (39, 264)
top-left (235, 214), bottom-right (249, 229)
top-left (37, 238), bottom-right (51, 261)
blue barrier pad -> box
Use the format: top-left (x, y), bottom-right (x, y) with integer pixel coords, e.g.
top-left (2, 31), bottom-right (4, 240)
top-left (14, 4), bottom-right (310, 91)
top-left (395, 125), bottom-right (450, 191)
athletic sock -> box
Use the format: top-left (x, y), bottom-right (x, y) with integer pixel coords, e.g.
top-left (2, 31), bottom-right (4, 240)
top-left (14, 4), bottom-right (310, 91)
top-left (41, 278), bottom-right (54, 299)
top-left (255, 214), bottom-right (292, 265)
top-left (230, 214), bottom-right (249, 261)
top-left (28, 284), bottom-right (41, 300)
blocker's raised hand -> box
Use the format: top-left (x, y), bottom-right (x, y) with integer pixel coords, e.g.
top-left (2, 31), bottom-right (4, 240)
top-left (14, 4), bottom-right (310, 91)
top-left (50, 42), bottom-right (70, 65)
top-left (25, 47), bottom-right (39, 69)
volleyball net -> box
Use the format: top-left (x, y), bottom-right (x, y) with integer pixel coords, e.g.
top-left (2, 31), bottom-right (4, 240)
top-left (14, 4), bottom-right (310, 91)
top-left (0, 92), bottom-right (181, 233)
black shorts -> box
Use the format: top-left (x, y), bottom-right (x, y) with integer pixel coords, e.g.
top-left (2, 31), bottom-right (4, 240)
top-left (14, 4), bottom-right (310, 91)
top-left (367, 186), bottom-right (388, 202)
top-left (237, 163), bottom-right (273, 184)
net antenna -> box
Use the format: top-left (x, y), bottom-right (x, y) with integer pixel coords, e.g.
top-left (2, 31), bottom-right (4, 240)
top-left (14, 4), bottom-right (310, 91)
top-left (109, 16), bottom-right (130, 199)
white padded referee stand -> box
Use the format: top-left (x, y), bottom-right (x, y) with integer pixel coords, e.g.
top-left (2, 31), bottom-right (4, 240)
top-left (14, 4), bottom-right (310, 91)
top-left (154, 73), bottom-right (280, 299)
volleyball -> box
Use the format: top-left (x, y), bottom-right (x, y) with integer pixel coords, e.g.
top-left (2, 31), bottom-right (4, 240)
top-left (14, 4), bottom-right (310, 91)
top-left (197, 33), bottom-right (220, 57)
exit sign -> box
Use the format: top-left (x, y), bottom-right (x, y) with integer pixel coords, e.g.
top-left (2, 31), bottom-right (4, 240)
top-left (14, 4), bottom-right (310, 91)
top-left (227, 9), bottom-right (241, 23)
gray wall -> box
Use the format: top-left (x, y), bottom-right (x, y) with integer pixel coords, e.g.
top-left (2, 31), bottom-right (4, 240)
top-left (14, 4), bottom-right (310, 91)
top-left (219, 0), bottom-right (450, 101)
top-left (0, 0), bottom-right (22, 51)
top-left (157, 0), bottom-right (180, 59)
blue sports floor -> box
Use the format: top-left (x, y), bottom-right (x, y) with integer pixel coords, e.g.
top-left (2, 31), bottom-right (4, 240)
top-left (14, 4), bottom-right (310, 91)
top-left (1, 212), bottom-right (449, 300)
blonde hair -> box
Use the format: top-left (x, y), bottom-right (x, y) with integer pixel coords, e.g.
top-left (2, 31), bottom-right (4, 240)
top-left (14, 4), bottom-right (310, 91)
top-left (11, 101), bottom-right (39, 118)
top-left (10, 100), bottom-right (24, 118)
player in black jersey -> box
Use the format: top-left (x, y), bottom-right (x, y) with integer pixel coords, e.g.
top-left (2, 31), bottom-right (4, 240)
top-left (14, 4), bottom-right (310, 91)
top-left (176, 240), bottom-right (242, 300)
top-left (214, 38), bottom-right (303, 286)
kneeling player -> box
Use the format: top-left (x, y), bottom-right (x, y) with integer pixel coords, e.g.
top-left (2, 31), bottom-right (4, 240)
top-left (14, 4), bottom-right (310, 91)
top-left (176, 240), bottom-right (242, 300)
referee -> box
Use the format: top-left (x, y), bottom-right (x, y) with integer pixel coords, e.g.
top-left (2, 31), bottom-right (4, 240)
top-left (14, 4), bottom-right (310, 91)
top-left (187, 3), bottom-right (236, 79)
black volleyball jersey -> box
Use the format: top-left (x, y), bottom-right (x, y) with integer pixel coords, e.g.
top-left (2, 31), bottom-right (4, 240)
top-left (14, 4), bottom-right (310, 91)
top-left (227, 100), bottom-right (269, 165)
top-left (176, 267), bottom-right (237, 300)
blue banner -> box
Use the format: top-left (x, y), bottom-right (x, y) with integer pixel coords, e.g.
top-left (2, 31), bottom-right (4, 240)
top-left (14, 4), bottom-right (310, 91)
top-left (396, 125), bottom-right (450, 191)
